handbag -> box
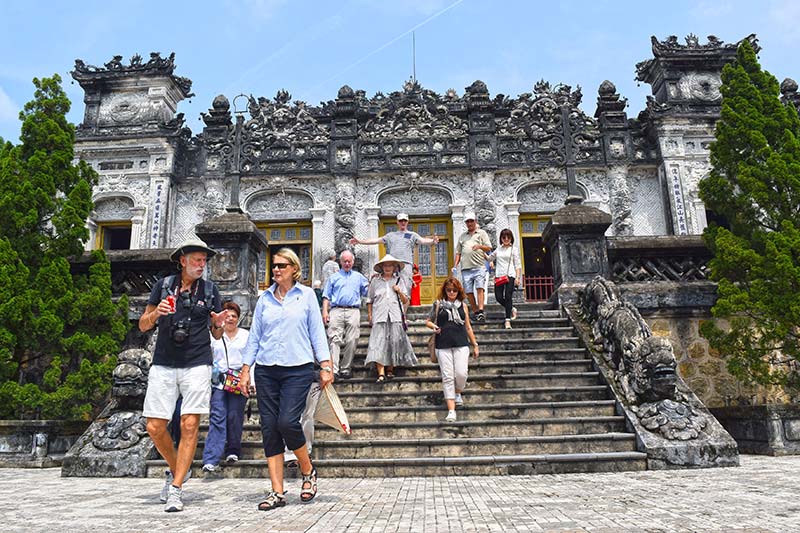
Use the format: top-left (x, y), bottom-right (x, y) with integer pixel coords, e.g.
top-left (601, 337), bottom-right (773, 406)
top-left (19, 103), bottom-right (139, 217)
top-left (494, 275), bottom-right (509, 286)
top-left (428, 300), bottom-right (440, 364)
top-left (220, 336), bottom-right (244, 395)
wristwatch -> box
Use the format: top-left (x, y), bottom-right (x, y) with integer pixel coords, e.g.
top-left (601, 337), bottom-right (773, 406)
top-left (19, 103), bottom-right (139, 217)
top-left (319, 367), bottom-right (333, 373)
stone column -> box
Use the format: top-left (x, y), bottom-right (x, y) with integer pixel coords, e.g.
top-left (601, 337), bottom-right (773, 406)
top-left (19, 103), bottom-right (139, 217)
top-left (85, 218), bottom-right (98, 251)
top-left (365, 206), bottom-right (381, 270)
top-left (195, 211), bottom-right (268, 326)
top-left (542, 204), bottom-right (612, 306)
top-left (607, 165), bottom-right (633, 236)
top-left (309, 207), bottom-right (327, 282)
top-left (148, 176), bottom-right (170, 248)
top-left (504, 201), bottom-right (522, 244)
top-left (129, 207), bottom-right (146, 249)
top-left (449, 204), bottom-right (465, 274)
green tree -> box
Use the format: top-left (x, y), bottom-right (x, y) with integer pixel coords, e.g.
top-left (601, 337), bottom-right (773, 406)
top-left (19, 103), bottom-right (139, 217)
top-left (0, 75), bottom-right (129, 420)
top-left (699, 40), bottom-right (800, 392)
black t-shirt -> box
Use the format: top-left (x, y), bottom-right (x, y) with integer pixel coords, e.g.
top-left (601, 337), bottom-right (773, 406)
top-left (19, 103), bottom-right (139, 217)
top-left (430, 301), bottom-right (470, 350)
top-left (147, 277), bottom-right (223, 368)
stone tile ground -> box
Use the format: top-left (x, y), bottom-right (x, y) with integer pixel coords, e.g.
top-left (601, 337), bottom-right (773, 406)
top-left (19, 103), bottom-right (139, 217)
top-left (3, 455), bottom-right (798, 532)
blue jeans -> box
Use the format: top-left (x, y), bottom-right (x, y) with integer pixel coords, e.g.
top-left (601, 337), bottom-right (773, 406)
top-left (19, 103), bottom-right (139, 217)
top-left (254, 363), bottom-right (314, 457)
top-left (201, 387), bottom-right (247, 465)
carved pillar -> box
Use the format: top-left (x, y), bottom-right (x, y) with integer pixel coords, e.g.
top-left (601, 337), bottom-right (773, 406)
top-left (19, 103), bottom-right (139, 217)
top-left (309, 207), bottom-right (327, 283)
top-left (195, 212), bottom-right (268, 326)
top-left (474, 170), bottom-right (497, 244)
top-left (542, 203), bottom-right (611, 306)
top-left (365, 206), bottom-right (381, 272)
top-left (767, 409), bottom-right (787, 455)
top-left (449, 204), bottom-right (466, 274)
top-left (85, 218), bottom-right (98, 251)
top-left (333, 176), bottom-right (356, 254)
top-left (607, 165), bottom-right (633, 236)
top-left (504, 201), bottom-right (522, 244)
top-left (148, 176), bottom-right (171, 248)
top-left (129, 207), bottom-right (146, 249)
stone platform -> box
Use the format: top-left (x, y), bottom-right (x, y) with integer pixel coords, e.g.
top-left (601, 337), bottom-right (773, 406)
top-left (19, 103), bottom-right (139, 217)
top-left (3, 455), bottom-right (797, 532)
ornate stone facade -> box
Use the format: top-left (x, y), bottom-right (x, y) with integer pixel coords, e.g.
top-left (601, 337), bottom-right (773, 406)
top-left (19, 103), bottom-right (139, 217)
top-left (71, 34), bottom-right (792, 283)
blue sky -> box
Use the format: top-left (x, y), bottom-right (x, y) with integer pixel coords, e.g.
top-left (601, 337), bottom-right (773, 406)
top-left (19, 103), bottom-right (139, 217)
top-left (0, 0), bottom-right (798, 143)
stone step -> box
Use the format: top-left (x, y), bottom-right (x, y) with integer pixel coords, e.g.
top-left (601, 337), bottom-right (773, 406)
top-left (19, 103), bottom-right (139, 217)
top-left (335, 385), bottom-right (612, 407)
top-left (196, 430), bottom-right (635, 461)
top-left (401, 327), bottom-right (577, 341)
top-left (228, 415), bottom-right (624, 441)
top-left (356, 337), bottom-right (583, 351)
top-left (241, 399), bottom-right (617, 426)
top-left (337, 360), bottom-right (594, 379)
top-left (148, 450), bottom-right (647, 478)
top-left (329, 372), bottom-right (603, 393)
top-left (367, 318), bottom-right (572, 330)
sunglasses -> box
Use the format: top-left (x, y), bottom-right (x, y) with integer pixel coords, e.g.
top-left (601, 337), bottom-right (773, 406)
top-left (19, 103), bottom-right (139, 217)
top-left (272, 263), bottom-right (291, 270)
top-left (445, 288), bottom-right (459, 293)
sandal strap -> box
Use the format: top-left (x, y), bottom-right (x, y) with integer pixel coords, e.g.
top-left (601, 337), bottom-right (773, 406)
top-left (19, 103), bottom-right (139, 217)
top-left (300, 467), bottom-right (318, 499)
top-left (258, 490), bottom-right (286, 510)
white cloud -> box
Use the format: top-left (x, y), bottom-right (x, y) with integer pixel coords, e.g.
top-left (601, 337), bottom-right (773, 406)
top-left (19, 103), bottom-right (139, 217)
top-left (0, 86), bottom-right (19, 122)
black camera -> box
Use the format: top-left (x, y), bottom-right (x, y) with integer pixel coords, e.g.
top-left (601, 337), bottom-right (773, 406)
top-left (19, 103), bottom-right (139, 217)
top-left (171, 319), bottom-right (190, 344)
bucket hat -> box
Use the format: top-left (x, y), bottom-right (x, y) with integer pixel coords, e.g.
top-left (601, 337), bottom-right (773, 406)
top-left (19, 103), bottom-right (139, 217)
top-left (169, 238), bottom-right (217, 262)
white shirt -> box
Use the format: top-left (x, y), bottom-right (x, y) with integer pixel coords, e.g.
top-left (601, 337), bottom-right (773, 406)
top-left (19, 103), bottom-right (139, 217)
top-left (212, 327), bottom-right (250, 373)
top-left (489, 245), bottom-right (522, 278)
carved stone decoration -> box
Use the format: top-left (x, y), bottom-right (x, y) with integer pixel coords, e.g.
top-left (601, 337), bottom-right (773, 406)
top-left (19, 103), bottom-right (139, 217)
top-left (245, 92), bottom-right (330, 144)
top-left (638, 399), bottom-right (708, 441)
top-left (62, 349), bottom-right (157, 477)
top-left (608, 167), bottom-right (634, 236)
top-left (378, 187), bottom-right (452, 216)
top-left (474, 172), bottom-right (497, 243)
top-left (679, 72), bottom-right (722, 102)
top-left (574, 275), bottom-right (741, 470)
top-left (362, 80), bottom-right (468, 139)
top-left (245, 189), bottom-right (314, 221)
top-left (334, 177), bottom-right (357, 253)
top-left (518, 182), bottom-right (571, 210)
top-left (94, 197), bottom-right (134, 221)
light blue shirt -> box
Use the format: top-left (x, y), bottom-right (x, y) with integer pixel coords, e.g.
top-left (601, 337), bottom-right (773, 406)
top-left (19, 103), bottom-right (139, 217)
top-left (322, 269), bottom-right (369, 307)
top-left (242, 283), bottom-right (330, 367)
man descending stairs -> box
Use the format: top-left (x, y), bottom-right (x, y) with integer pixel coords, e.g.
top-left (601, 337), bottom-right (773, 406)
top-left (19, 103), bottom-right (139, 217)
top-left (147, 302), bottom-right (646, 477)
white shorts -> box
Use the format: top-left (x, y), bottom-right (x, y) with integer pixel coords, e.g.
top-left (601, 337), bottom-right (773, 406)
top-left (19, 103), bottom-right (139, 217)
top-left (142, 364), bottom-right (212, 420)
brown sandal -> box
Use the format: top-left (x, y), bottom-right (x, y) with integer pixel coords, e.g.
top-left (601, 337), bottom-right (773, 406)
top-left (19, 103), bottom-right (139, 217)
top-left (300, 467), bottom-right (318, 503)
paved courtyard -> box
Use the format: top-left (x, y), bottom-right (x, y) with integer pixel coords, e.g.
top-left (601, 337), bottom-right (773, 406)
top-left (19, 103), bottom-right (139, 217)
top-left (2, 455), bottom-right (798, 532)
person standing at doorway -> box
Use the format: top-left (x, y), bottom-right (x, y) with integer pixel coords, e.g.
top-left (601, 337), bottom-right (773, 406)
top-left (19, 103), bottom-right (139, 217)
top-left (410, 264), bottom-right (422, 307)
top-left (321, 250), bottom-right (368, 379)
top-left (350, 212), bottom-right (439, 296)
top-left (453, 212), bottom-right (492, 322)
top-left (488, 228), bottom-right (522, 329)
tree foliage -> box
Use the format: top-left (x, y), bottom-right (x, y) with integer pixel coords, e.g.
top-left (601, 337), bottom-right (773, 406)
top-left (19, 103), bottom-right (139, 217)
top-left (0, 75), bottom-right (129, 420)
top-left (699, 40), bottom-right (800, 392)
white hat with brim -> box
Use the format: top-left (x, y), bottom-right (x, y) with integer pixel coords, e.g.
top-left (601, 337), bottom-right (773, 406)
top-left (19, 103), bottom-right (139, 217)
top-left (373, 253), bottom-right (408, 273)
top-left (464, 212), bottom-right (477, 222)
top-left (396, 212), bottom-right (409, 221)
top-left (169, 238), bottom-right (217, 262)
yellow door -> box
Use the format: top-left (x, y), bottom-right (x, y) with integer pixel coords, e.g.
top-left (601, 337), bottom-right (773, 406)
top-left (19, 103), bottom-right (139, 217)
top-left (379, 217), bottom-right (452, 305)
top-left (256, 222), bottom-right (313, 290)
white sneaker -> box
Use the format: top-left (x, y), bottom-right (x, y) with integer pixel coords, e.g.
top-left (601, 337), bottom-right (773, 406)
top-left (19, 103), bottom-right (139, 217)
top-left (160, 469), bottom-right (191, 503)
top-left (225, 454), bottom-right (239, 463)
top-left (164, 485), bottom-right (184, 512)
top-left (202, 463), bottom-right (218, 473)
top-left (511, 307), bottom-right (518, 320)
top-left (445, 410), bottom-right (457, 422)
top-left (505, 319), bottom-right (512, 329)
top-left (454, 393), bottom-right (464, 406)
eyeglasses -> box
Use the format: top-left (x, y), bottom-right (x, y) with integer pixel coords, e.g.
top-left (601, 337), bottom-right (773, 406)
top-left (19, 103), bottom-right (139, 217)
top-left (445, 288), bottom-right (459, 293)
top-left (272, 263), bottom-right (291, 270)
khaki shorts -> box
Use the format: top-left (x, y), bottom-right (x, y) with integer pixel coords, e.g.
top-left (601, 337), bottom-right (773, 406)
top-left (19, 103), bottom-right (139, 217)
top-left (142, 364), bottom-right (212, 420)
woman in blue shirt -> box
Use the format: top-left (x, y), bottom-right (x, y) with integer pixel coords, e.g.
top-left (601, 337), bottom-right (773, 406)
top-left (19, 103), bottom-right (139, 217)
top-left (240, 248), bottom-right (333, 511)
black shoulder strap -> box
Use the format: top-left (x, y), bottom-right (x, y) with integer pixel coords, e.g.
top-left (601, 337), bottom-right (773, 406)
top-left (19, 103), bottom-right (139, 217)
top-left (161, 275), bottom-right (177, 300)
top-left (202, 278), bottom-right (215, 308)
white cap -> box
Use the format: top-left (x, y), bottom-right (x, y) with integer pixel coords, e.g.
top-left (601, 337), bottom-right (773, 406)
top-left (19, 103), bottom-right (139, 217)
top-left (396, 212), bottom-right (409, 221)
top-left (463, 211), bottom-right (477, 222)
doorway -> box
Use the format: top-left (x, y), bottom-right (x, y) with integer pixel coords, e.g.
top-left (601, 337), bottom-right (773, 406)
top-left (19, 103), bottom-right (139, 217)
top-left (379, 217), bottom-right (451, 305)
top-left (519, 216), bottom-right (554, 301)
top-left (257, 222), bottom-right (312, 290)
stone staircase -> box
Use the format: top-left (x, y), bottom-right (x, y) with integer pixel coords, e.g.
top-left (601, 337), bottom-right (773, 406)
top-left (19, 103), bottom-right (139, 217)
top-left (146, 302), bottom-right (646, 477)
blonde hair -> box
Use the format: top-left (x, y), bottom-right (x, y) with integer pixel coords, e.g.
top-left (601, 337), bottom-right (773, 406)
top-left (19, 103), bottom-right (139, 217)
top-left (274, 247), bottom-right (303, 281)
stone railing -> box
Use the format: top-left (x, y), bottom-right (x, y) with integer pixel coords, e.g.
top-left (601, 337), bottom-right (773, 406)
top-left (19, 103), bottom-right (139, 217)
top-left (607, 235), bottom-right (710, 283)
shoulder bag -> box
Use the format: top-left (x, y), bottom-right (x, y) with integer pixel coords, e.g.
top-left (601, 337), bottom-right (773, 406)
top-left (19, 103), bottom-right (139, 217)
top-left (428, 300), bottom-right (441, 364)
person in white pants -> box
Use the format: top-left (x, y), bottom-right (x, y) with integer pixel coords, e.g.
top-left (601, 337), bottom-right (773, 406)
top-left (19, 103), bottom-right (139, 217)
top-left (425, 277), bottom-right (479, 422)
